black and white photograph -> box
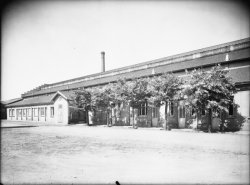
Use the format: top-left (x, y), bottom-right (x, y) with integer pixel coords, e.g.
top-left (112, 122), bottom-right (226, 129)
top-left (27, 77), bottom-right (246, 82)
top-left (1, 0), bottom-right (249, 184)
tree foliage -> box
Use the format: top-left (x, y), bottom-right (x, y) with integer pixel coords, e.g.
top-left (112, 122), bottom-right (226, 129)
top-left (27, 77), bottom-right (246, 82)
top-left (147, 73), bottom-right (184, 105)
top-left (184, 64), bottom-right (237, 115)
top-left (74, 64), bottom-right (237, 131)
top-left (74, 88), bottom-right (93, 110)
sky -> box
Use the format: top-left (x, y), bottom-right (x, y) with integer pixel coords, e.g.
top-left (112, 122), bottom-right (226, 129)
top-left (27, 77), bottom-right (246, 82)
top-left (1, 0), bottom-right (250, 101)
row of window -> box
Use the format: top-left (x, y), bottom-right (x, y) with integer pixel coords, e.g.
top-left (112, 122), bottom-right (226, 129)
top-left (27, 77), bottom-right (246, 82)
top-left (9, 107), bottom-right (55, 118)
top-left (138, 102), bottom-right (175, 117)
top-left (137, 102), bottom-right (234, 117)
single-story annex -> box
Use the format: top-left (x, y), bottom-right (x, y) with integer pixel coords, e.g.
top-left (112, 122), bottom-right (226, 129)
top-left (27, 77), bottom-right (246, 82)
top-left (6, 38), bottom-right (250, 130)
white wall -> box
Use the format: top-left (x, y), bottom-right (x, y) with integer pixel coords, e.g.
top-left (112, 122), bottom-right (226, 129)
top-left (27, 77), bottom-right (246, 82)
top-left (53, 96), bottom-right (69, 125)
top-left (7, 105), bottom-right (56, 123)
top-left (234, 90), bottom-right (250, 119)
top-left (6, 95), bottom-right (69, 124)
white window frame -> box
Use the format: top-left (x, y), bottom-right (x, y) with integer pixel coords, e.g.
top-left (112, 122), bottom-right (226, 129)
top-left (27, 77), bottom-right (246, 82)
top-left (40, 107), bottom-right (45, 117)
top-left (28, 108), bottom-right (32, 117)
top-left (22, 109), bottom-right (26, 117)
top-left (34, 108), bottom-right (38, 117)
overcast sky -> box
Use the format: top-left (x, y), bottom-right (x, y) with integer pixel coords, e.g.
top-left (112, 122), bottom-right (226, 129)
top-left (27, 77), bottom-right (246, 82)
top-left (1, 0), bottom-right (249, 101)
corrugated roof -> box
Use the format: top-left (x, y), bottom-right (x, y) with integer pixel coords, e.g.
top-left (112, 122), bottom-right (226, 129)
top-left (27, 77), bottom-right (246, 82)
top-left (22, 47), bottom-right (250, 98)
top-left (1, 98), bottom-right (23, 105)
top-left (6, 91), bottom-right (75, 108)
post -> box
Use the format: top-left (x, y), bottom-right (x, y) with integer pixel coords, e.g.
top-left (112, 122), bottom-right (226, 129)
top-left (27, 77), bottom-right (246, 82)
top-left (165, 100), bottom-right (170, 130)
top-left (38, 108), bottom-right (40, 121)
top-left (208, 108), bottom-right (212, 133)
top-left (32, 108), bottom-right (33, 121)
top-left (88, 110), bottom-right (93, 125)
top-left (45, 107), bottom-right (47, 122)
top-left (101, 51), bottom-right (105, 72)
top-left (133, 108), bottom-right (138, 129)
top-left (160, 102), bottom-right (166, 129)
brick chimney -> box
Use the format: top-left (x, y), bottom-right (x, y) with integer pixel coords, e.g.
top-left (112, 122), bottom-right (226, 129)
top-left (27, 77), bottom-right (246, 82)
top-left (101, 51), bottom-right (105, 72)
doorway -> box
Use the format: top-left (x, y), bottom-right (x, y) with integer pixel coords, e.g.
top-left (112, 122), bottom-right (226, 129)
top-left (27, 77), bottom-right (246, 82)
top-left (152, 107), bottom-right (159, 127)
top-left (178, 101), bottom-right (186, 128)
top-left (58, 104), bottom-right (63, 123)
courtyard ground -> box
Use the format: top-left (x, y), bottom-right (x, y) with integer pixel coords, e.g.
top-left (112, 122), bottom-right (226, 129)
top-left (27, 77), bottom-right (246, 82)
top-left (1, 120), bottom-right (249, 184)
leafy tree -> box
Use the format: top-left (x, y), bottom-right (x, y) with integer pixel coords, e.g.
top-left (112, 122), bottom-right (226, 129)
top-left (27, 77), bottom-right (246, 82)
top-left (109, 78), bottom-right (130, 104)
top-left (91, 85), bottom-right (114, 109)
top-left (74, 88), bottom-right (95, 125)
top-left (147, 73), bottom-right (184, 130)
top-left (183, 64), bottom-right (237, 132)
top-left (110, 77), bottom-right (151, 107)
top-left (128, 78), bottom-right (151, 108)
top-left (113, 77), bottom-right (152, 127)
top-left (74, 88), bottom-right (93, 110)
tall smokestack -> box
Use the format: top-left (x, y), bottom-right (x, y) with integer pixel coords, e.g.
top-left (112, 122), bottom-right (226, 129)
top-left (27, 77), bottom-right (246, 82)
top-left (101, 51), bottom-right (105, 72)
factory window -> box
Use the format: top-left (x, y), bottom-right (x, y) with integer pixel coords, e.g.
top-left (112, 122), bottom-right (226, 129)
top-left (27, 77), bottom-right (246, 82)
top-left (179, 105), bottom-right (185, 118)
top-left (34, 108), bottom-right (38, 117)
top-left (17, 109), bottom-right (21, 117)
top-left (9, 109), bottom-right (15, 117)
top-left (23, 109), bottom-right (26, 117)
top-left (152, 107), bottom-right (158, 118)
top-left (41, 107), bottom-right (45, 117)
top-left (139, 102), bottom-right (147, 116)
top-left (28, 108), bottom-right (32, 117)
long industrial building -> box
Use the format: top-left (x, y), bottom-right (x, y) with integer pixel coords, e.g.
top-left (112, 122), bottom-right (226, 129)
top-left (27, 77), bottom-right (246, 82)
top-left (6, 38), bottom-right (250, 129)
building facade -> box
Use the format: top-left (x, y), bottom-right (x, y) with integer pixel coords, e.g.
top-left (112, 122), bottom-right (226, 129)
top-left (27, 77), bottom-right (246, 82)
top-left (6, 38), bottom-right (250, 129)
top-left (6, 91), bottom-right (85, 125)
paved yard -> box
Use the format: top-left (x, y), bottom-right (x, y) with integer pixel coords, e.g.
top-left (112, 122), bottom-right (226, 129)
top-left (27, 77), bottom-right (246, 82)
top-left (1, 121), bottom-right (249, 184)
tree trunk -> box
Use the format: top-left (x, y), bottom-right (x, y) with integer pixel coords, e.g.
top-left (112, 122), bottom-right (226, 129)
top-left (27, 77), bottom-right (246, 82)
top-left (87, 109), bottom-right (94, 126)
top-left (208, 108), bottom-right (212, 133)
top-left (220, 110), bottom-right (224, 132)
top-left (196, 109), bottom-right (200, 130)
top-left (165, 100), bottom-right (170, 130)
top-left (132, 107), bottom-right (134, 128)
top-left (133, 108), bottom-right (138, 129)
top-left (86, 109), bottom-right (89, 126)
top-left (107, 109), bottom-right (112, 127)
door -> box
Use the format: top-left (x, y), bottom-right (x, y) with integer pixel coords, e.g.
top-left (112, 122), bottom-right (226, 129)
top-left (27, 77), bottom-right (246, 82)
top-left (129, 107), bottom-right (133, 126)
top-left (152, 107), bottom-right (158, 127)
top-left (178, 101), bottom-right (186, 128)
top-left (58, 104), bottom-right (63, 123)
top-left (133, 108), bottom-right (138, 128)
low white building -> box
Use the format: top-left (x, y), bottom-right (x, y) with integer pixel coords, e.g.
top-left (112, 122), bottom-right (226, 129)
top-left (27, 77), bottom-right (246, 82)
top-left (6, 91), bottom-right (85, 125)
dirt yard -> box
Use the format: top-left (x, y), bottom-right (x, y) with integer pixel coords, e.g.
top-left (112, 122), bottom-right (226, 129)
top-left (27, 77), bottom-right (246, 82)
top-left (1, 121), bottom-right (249, 184)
